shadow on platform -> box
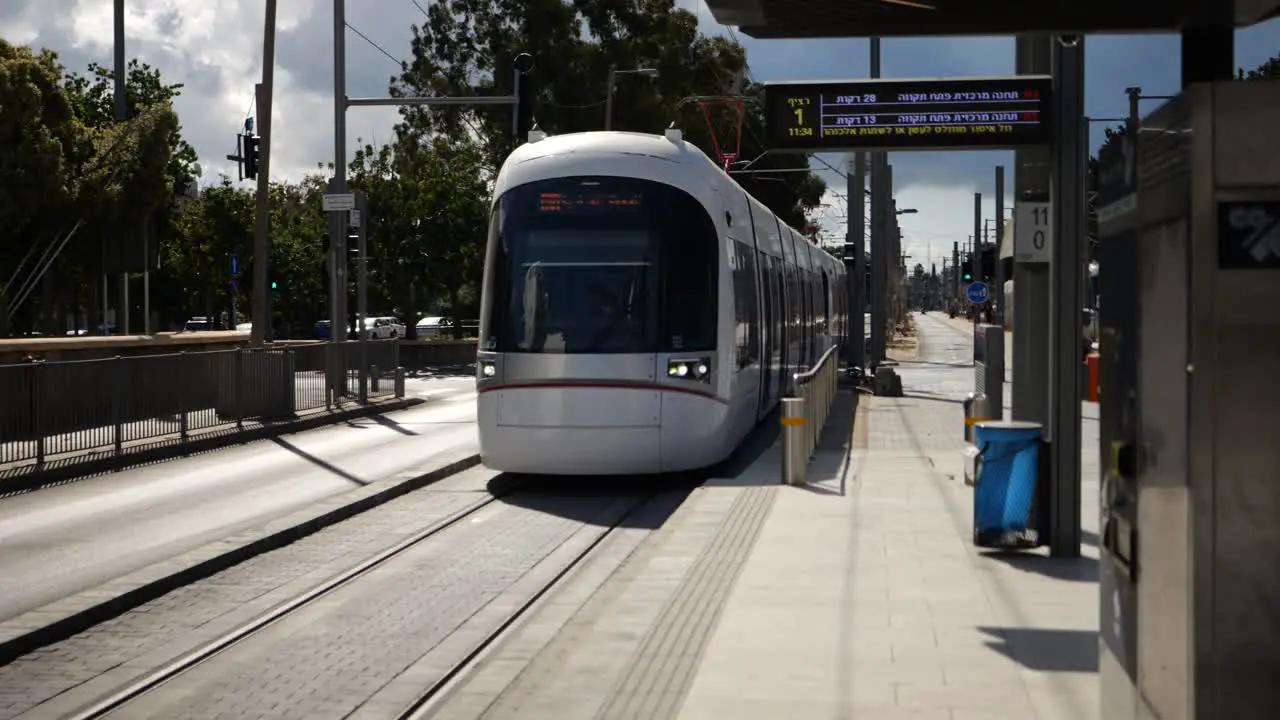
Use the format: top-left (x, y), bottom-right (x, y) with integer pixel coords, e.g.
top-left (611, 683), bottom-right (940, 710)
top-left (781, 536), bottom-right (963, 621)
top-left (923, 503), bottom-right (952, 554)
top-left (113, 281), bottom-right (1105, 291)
top-left (980, 550), bottom-right (1099, 583)
top-left (979, 626), bottom-right (1100, 673)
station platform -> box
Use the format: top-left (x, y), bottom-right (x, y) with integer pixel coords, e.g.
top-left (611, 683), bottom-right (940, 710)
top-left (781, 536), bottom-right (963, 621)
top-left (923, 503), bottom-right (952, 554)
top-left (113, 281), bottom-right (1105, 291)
top-left (426, 319), bottom-right (1102, 720)
top-left (682, 390), bottom-right (1100, 720)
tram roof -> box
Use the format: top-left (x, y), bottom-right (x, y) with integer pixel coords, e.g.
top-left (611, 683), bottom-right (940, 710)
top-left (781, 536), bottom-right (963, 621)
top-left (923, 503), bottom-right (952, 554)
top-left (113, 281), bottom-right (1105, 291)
top-left (706, 0), bottom-right (1280, 39)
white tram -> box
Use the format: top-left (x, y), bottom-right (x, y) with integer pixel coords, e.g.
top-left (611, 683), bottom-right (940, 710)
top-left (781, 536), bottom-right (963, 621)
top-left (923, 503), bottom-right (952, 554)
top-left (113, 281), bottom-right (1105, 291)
top-left (475, 129), bottom-right (849, 475)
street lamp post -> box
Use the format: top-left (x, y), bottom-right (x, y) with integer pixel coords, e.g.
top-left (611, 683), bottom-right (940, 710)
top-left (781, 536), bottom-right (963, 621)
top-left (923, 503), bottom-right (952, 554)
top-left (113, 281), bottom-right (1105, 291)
top-left (605, 66), bottom-right (659, 130)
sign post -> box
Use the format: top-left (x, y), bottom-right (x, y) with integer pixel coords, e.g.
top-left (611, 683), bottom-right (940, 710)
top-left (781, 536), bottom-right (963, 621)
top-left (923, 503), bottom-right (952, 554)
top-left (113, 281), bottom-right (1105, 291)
top-left (229, 254), bottom-right (240, 330)
top-left (966, 281), bottom-right (990, 305)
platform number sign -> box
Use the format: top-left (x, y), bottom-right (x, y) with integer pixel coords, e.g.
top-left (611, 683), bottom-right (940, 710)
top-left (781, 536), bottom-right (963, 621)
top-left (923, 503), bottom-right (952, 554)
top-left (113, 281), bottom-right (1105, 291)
top-left (1219, 201), bottom-right (1280, 269)
top-left (1015, 201), bottom-right (1052, 263)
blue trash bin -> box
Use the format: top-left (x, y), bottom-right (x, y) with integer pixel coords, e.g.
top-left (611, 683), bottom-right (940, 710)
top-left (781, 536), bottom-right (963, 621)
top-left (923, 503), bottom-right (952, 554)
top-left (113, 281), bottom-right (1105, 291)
top-left (973, 420), bottom-right (1043, 548)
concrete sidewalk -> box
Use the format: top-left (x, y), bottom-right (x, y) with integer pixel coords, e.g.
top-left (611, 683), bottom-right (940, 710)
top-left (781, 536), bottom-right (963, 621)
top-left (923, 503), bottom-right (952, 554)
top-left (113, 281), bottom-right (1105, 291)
top-left (678, 387), bottom-right (1100, 719)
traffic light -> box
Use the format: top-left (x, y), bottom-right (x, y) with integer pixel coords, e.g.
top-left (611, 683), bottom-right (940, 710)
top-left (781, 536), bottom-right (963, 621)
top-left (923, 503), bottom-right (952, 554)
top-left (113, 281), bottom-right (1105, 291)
top-left (270, 280), bottom-right (278, 290)
top-left (979, 246), bottom-right (996, 283)
top-left (243, 135), bottom-right (261, 180)
top-left (514, 53), bottom-right (536, 142)
top-left (961, 259), bottom-right (973, 282)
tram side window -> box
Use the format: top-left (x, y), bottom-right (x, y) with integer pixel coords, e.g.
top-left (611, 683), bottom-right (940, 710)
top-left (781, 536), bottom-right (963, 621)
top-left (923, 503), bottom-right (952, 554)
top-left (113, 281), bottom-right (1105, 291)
top-left (732, 242), bottom-right (758, 368)
top-left (743, 247), bottom-right (759, 362)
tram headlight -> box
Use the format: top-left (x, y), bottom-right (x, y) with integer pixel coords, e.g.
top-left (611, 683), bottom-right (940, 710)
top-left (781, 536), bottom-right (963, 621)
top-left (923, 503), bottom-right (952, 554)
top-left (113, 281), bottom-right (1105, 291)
top-left (479, 360), bottom-right (497, 378)
top-left (667, 357), bottom-right (711, 382)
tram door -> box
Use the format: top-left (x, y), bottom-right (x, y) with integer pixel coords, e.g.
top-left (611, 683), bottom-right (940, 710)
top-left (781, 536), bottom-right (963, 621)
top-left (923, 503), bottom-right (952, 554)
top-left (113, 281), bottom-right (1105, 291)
top-left (773, 266), bottom-right (783, 394)
top-left (758, 255), bottom-right (774, 412)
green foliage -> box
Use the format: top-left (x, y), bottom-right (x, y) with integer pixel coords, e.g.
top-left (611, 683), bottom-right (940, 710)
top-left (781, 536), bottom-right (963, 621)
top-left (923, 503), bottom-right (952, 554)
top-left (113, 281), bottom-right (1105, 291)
top-left (0, 40), bottom-right (81, 241)
top-left (0, 41), bottom-right (203, 333)
top-left (1, 11), bottom-right (842, 336)
top-left (349, 134), bottom-right (490, 328)
top-left (1240, 55), bottom-right (1280, 80)
top-left (394, 0), bottom-right (825, 229)
top-left (62, 58), bottom-right (199, 188)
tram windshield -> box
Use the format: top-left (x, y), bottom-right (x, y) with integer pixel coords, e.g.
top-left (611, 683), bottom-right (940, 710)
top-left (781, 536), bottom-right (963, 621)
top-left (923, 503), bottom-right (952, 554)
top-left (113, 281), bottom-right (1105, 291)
top-left (480, 176), bottom-right (718, 354)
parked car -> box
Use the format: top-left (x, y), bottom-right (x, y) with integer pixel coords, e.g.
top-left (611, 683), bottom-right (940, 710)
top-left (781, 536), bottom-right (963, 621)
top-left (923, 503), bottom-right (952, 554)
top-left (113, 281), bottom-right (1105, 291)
top-left (414, 316), bottom-right (479, 338)
top-left (182, 316), bottom-right (216, 332)
top-left (363, 316), bottom-right (405, 339)
top-left (415, 316), bottom-right (449, 338)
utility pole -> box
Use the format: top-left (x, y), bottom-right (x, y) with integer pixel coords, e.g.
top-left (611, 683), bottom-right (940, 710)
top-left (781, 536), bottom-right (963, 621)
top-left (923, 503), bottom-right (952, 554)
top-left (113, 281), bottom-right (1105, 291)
top-left (952, 241), bottom-right (959, 303)
top-left (113, 0), bottom-right (127, 335)
top-left (251, 0), bottom-right (278, 347)
top-left (1012, 35), bottom-right (1053, 435)
top-left (605, 65), bottom-right (616, 130)
top-left (868, 36), bottom-right (889, 368)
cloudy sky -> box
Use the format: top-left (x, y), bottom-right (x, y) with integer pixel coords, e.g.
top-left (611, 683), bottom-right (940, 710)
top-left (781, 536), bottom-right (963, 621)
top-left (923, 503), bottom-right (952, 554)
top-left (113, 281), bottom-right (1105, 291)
top-left (3, 1), bottom-right (1278, 268)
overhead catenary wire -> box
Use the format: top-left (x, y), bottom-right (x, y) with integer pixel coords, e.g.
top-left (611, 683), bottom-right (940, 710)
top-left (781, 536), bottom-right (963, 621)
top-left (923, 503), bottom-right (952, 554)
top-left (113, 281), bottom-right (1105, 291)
top-left (344, 18), bottom-right (488, 144)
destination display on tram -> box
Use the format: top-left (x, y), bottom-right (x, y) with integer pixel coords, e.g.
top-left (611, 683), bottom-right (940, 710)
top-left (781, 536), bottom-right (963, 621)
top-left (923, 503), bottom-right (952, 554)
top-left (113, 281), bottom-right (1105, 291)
top-left (537, 191), bottom-right (645, 214)
top-left (763, 76), bottom-right (1053, 152)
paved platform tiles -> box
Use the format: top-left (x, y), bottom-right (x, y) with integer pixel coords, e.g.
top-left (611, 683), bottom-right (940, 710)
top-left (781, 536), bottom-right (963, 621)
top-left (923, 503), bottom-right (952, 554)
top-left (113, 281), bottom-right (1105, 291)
top-left (678, 390), bottom-right (1101, 720)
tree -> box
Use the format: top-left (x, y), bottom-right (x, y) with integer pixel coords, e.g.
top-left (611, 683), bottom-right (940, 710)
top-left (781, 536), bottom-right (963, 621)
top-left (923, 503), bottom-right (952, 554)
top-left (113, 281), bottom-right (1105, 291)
top-left (348, 134), bottom-right (491, 337)
top-left (394, 0), bottom-right (824, 230)
top-left (166, 178), bottom-right (255, 322)
top-left (1240, 54), bottom-right (1280, 80)
top-left (0, 40), bottom-right (84, 334)
top-left (266, 175), bottom-right (329, 331)
top-left (62, 59), bottom-right (199, 189)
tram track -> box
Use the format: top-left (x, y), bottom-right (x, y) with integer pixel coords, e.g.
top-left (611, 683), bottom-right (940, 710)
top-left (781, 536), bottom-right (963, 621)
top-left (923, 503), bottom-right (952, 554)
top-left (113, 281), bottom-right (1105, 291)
top-left (62, 477), bottom-right (679, 720)
top-left (395, 490), bottom-right (663, 720)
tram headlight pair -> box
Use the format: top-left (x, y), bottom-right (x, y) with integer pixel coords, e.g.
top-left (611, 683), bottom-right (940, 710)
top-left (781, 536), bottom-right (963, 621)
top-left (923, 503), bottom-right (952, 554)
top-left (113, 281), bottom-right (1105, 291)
top-left (667, 357), bottom-right (711, 382)
top-left (479, 360), bottom-right (497, 378)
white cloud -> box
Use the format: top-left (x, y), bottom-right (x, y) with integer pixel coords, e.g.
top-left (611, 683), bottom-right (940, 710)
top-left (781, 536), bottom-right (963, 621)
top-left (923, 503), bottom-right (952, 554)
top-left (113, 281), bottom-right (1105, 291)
top-left (2, 0), bottom-right (415, 190)
top-left (814, 178), bottom-right (1013, 270)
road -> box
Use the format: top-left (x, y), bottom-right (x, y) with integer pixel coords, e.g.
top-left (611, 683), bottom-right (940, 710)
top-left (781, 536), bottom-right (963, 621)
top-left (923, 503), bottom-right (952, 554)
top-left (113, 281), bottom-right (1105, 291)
top-left (0, 376), bottom-right (477, 622)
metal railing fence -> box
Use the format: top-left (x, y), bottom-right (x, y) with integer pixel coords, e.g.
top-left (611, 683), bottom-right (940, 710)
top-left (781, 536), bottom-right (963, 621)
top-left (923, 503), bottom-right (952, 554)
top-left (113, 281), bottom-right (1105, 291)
top-left (0, 340), bottom-right (403, 473)
top-left (781, 344), bottom-right (842, 486)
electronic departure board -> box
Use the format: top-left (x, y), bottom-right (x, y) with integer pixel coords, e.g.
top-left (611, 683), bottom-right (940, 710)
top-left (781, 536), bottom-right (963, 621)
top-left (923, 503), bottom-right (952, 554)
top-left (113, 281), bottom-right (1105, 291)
top-left (763, 76), bottom-right (1053, 152)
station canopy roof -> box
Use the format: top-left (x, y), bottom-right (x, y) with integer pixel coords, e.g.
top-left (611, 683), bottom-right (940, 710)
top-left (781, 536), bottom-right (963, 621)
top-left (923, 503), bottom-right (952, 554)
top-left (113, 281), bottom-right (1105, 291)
top-left (706, 0), bottom-right (1280, 39)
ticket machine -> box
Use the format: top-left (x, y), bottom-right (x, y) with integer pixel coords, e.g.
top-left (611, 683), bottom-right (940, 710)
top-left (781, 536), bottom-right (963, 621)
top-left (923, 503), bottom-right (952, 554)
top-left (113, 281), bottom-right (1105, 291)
top-left (1096, 80), bottom-right (1280, 719)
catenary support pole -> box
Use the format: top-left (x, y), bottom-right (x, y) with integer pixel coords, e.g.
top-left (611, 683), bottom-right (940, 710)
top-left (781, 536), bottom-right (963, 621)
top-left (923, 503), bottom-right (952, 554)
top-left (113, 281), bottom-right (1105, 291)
top-left (356, 190), bottom-right (369, 402)
top-left (848, 153), bottom-right (867, 369)
top-left (331, 0), bottom-right (349, 349)
top-left (868, 37), bottom-right (889, 367)
top-left (973, 192), bottom-right (982, 326)
top-left (1048, 34), bottom-right (1085, 558)
top-left (995, 165), bottom-right (1005, 329)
